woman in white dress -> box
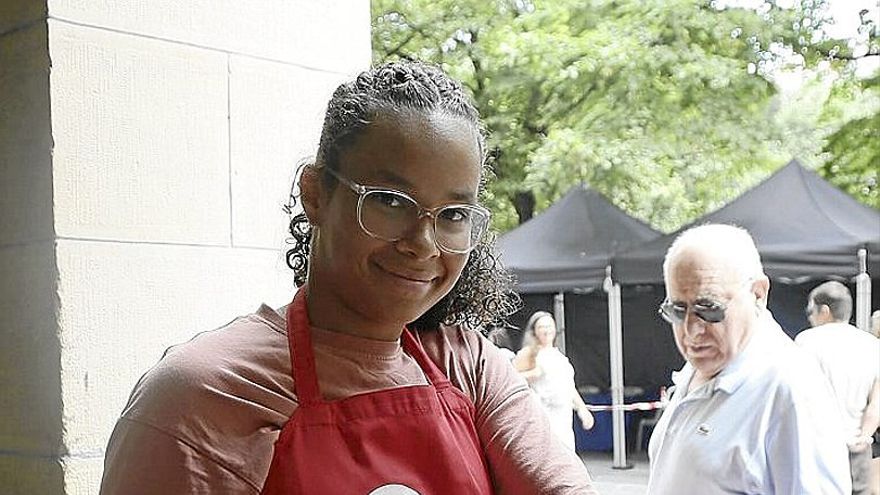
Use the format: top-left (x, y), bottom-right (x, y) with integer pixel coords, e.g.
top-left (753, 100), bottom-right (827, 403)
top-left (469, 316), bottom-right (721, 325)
top-left (514, 311), bottom-right (594, 450)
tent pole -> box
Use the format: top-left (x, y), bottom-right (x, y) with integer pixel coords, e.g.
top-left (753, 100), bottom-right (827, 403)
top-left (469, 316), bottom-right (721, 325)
top-left (554, 292), bottom-right (566, 355)
top-left (604, 266), bottom-right (631, 469)
top-left (855, 249), bottom-right (871, 332)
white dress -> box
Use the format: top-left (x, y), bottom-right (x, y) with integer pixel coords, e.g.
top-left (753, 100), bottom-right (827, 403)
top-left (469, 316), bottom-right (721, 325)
top-left (530, 347), bottom-right (577, 450)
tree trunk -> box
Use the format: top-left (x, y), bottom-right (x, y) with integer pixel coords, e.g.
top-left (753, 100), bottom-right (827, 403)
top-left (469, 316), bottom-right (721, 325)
top-left (513, 190), bottom-right (536, 224)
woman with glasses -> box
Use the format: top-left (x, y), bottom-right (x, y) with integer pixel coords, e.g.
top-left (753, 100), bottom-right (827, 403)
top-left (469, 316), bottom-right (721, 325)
top-left (101, 61), bottom-right (597, 494)
top-left (514, 311), bottom-right (594, 451)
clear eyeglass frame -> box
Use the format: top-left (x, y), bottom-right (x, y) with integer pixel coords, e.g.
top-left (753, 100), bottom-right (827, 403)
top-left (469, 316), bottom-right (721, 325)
top-left (322, 167), bottom-right (491, 254)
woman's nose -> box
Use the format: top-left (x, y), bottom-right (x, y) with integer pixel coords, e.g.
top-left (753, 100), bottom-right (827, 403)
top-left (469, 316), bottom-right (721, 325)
top-left (396, 216), bottom-right (441, 259)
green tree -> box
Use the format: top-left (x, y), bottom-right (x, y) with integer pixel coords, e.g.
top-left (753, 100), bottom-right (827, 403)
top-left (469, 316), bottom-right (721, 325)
top-left (817, 7), bottom-right (880, 209)
top-left (372, 0), bottom-right (863, 232)
top-left (819, 73), bottom-right (879, 208)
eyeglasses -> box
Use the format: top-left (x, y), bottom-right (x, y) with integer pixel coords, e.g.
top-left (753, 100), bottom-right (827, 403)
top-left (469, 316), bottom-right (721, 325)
top-left (323, 167), bottom-right (491, 254)
top-left (659, 299), bottom-right (728, 325)
top-left (659, 278), bottom-right (757, 325)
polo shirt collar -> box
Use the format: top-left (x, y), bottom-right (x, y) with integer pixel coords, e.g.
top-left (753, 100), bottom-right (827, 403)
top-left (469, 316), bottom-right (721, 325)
top-left (714, 310), bottom-right (778, 394)
top-left (671, 310), bottom-right (780, 397)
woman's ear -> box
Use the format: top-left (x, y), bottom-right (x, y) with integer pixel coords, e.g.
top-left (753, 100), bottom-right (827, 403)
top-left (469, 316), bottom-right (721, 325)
top-left (299, 165), bottom-right (323, 226)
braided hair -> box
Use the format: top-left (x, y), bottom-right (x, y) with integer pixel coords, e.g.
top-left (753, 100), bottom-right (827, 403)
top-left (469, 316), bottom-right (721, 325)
top-left (284, 60), bottom-right (520, 332)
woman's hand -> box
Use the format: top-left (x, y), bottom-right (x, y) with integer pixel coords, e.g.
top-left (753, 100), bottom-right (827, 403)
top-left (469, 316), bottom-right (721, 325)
top-left (513, 346), bottom-right (538, 372)
top-left (577, 406), bottom-right (595, 431)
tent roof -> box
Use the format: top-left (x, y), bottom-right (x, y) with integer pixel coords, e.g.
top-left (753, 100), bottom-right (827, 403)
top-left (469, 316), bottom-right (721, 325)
top-left (497, 184), bottom-right (660, 292)
top-left (614, 160), bottom-right (880, 284)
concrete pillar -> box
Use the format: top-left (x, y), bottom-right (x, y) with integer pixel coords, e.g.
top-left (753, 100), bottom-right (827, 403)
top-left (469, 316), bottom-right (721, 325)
top-left (0, 1), bottom-right (370, 493)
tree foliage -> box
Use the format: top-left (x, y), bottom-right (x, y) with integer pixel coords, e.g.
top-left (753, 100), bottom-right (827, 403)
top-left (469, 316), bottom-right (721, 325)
top-left (372, 0), bottom-right (878, 232)
top-left (817, 7), bottom-right (880, 209)
top-left (819, 73), bottom-right (879, 208)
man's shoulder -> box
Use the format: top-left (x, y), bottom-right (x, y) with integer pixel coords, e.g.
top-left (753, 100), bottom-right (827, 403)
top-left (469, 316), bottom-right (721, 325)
top-left (796, 322), bottom-right (877, 347)
top-left (746, 329), bottom-right (823, 390)
top-left (754, 341), bottom-right (837, 409)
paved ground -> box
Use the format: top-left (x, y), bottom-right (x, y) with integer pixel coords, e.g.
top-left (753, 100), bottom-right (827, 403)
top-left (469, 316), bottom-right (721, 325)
top-left (580, 450), bottom-right (649, 495)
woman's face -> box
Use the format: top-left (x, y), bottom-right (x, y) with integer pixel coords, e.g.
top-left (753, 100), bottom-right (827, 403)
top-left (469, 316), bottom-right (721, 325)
top-left (533, 315), bottom-right (557, 348)
top-left (306, 111), bottom-right (483, 337)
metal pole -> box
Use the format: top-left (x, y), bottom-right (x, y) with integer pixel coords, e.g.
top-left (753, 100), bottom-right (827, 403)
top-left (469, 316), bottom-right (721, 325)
top-left (554, 292), bottom-right (566, 354)
top-left (604, 266), bottom-right (631, 469)
top-left (855, 249), bottom-right (871, 332)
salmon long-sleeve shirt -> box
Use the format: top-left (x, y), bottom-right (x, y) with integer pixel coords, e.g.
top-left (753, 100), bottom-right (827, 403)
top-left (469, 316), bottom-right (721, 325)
top-left (100, 304), bottom-right (597, 494)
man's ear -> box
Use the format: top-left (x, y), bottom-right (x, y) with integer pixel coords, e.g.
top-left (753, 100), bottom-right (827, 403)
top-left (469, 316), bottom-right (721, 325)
top-left (753, 276), bottom-right (770, 309)
top-left (299, 165), bottom-right (323, 226)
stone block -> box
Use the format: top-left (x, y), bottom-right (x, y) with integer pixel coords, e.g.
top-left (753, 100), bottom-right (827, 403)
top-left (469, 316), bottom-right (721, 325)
top-left (0, 0), bottom-right (45, 36)
top-left (229, 56), bottom-right (348, 249)
top-left (48, 21), bottom-right (230, 245)
top-left (0, 22), bottom-right (54, 246)
top-left (0, 455), bottom-right (64, 495)
top-left (54, 239), bottom-right (294, 455)
top-left (48, 0), bottom-right (371, 73)
top-left (0, 242), bottom-right (62, 457)
top-left (61, 455), bottom-right (104, 495)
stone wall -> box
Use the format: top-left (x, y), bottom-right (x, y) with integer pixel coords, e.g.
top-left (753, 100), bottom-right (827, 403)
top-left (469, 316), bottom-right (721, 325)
top-left (0, 1), bottom-right (370, 492)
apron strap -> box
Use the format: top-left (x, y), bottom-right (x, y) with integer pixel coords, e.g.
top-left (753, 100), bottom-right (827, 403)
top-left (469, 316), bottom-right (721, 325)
top-left (287, 287), bottom-right (451, 403)
top-left (287, 288), bottom-right (321, 406)
top-left (401, 328), bottom-right (451, 388)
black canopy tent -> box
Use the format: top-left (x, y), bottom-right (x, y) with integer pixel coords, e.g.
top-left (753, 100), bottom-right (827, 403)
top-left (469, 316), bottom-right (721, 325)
top-left (607, 159), bottom-right (880, 398)
top-left (496, 185), bottom-right (667, 389)
top-left (495, 161), bottom-right (879, 457)
top-left (612, 160), bottom-right (880, 347)
top-left (615, 160), bottom-right (880, 285)
top-left (498, 161), bottom-right (880, 389)
top-left (497, 184), bottom-right (660, 293)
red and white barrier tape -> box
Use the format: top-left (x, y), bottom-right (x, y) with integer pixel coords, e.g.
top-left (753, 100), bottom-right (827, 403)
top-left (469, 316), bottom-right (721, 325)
top-left (586, 400), bottom-right (666, 412)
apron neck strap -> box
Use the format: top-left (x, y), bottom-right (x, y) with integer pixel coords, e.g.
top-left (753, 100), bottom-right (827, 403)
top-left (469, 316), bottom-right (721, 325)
top-left (287, 288), bottom-right (451, 403)
top-left (401, 328), bottom-right (449, 387)
top-left (287, 288), bottom-right (321, 405)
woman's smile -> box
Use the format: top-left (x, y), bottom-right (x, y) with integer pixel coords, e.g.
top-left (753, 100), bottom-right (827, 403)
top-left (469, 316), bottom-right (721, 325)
top-left (373, 261), bottom-right (439, 291)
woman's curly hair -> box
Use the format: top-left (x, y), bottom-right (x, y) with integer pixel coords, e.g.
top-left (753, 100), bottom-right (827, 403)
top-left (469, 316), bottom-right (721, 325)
top-left (284, 60), bottom-right (520, 332)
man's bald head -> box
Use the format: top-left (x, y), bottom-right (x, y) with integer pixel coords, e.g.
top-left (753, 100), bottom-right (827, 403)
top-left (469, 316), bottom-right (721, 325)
top-left (663, 224), bottom-right (765, 285)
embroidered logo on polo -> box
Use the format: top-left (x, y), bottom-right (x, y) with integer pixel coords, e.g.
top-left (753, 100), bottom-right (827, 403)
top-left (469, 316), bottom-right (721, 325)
top-left (368, 484), bottom-right (421, 494)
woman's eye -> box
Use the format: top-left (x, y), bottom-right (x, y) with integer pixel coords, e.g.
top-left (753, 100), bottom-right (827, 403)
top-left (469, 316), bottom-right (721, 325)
top-left (440, 208), bottom-right (470, 222)
top-left (374, 192), bottom-right (404, 208)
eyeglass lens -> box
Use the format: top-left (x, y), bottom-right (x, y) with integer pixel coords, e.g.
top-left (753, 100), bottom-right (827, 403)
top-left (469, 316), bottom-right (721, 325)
top-left (660, 301), bottom-right (726, 324)
top-left (360, 190), bottom-right (488, 252)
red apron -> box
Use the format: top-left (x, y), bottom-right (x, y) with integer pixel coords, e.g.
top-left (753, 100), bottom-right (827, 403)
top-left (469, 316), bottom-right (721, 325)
top-left (260, 289), bottom-right (494, 494)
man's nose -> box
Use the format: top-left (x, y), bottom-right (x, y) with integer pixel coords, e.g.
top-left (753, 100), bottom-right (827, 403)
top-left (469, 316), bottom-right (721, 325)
top-left (684, 312), bottom-right (707, 336)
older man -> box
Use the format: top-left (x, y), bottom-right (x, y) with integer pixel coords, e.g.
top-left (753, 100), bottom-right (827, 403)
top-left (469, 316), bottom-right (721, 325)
top-left (797, 281), bottom-right (880, 495)
top-left (647, 224), bottom-right (850, 494)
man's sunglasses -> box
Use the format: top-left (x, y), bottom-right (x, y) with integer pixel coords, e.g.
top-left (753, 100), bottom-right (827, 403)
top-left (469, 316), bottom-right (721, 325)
top-left (658, 299), bottom-right (727, 325)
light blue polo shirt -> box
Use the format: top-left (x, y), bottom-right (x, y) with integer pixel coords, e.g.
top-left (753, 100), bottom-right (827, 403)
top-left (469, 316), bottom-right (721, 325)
top-left (647, 311), bottom-right (851, 495)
